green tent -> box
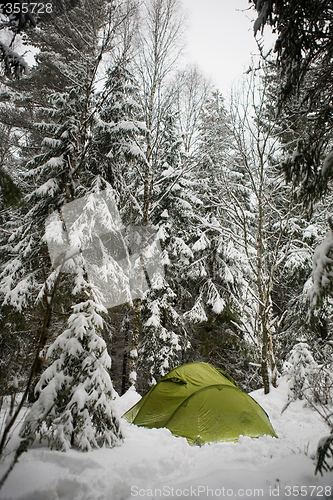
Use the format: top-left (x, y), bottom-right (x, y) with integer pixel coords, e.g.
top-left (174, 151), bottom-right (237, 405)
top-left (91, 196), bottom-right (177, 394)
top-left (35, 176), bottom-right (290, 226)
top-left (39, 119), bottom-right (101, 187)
top-left (123, 362), bottom-right (277, 445)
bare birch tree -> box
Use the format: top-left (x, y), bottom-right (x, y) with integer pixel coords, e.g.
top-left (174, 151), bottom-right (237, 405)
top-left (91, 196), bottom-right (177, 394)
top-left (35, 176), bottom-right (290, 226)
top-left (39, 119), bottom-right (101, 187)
top-left (218, 73), bottom-right (303, 393)
top-left (174, 65), bottom-right (211, 154)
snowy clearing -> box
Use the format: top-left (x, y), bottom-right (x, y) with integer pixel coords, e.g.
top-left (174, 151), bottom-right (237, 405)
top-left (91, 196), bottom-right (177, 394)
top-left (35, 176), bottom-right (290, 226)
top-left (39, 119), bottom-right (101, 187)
top-left (0, 377), bottom-right (332, 500)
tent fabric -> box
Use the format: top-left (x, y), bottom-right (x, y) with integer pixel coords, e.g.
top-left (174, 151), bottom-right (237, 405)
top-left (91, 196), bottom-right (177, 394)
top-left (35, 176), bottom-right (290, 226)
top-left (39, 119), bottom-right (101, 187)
top-left (123, 362), bottom-right (277, 445)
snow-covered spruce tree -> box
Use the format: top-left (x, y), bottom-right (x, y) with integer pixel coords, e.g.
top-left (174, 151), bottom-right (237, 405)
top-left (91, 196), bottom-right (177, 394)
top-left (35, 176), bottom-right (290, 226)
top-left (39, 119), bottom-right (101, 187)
top-left (90, 60), bottom-right (147, 391)
top-left (253, 65), bottom-right (333, 375)
top-left (283, 342), bottom-right (318, 401)
top-left (184, 223), bottom-right (258, 390)
top-left (15, 181), bottom-right (126, 455)
top-left (0, 0), bottom-right (124, 375)
top-left (0, 83), bottom-right (98, 411)
top-left (297, 218), bottom-right (333, 406)
top-left (94, 0), bottom-right (189, 390)
top-left (191, 89), bottom-right (248, 314)
top-left (140, 274), bottom-right (187, 385)
top-left (0, 0), bottom-right (133, 461)
top-left (92, 62), bottom-right (146, 226)
top-left (176, 90), bottom-right (258, 389)
top-left (20, 279), bottom-right (122, 451)
top-left (0, 75), bottom-right (45, 399)
top-left (274, 212), bottom-right (333, 359)
top-left (137, 114), bottom-right (192, 389)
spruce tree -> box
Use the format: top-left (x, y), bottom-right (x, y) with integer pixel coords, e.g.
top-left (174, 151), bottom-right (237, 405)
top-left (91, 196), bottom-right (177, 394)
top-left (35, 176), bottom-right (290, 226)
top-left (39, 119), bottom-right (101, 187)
top-left (137, 113), bottom-right (192, 389)
top-left (0, 0), bottom-right (130, 460)
top-left (20, 280), bottom-right (122, 451)
top-left (179, 90), bottom-right (256, 388)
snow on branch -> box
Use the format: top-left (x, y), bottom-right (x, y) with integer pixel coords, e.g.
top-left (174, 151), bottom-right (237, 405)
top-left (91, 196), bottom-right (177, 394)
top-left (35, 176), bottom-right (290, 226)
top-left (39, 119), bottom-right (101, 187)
top-left (308, 225), bottom-right (333, 308)
top-left (184, 298), bottom-right (207, 323)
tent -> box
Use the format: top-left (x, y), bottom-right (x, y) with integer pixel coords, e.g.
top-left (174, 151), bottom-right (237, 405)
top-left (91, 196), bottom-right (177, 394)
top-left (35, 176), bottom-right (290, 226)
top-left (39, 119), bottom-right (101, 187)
top-left (123, 362), bottom-right (277, 445)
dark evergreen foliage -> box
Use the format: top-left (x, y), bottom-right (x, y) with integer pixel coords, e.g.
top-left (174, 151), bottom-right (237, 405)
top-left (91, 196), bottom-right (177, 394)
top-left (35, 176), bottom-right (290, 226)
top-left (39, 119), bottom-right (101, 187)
top-left (250, 0), bottom-right (333, 206)
top-left (316, 434), bottom-right (333, 475)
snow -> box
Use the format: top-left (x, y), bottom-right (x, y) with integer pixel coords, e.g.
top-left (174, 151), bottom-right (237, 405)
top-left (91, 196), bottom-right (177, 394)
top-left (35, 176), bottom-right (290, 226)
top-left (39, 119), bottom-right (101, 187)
top-left (126, 144), bottom-right (145, 159)
top-left (192, 233), bottom-right (210, 252)
top-left (41, 155), bottom-right (64, 169)
top-left (184, 299), bottom-right (208, 323)
top-left (212, 296), bottom-right (225, 314)
top-left (173, 238), bottom-right (193, 259)
top-left (303, 225), bottom-right (320, 241)
top-left (309, 229), bottom-right (333, 306)
top-left (42, 137), bottom-right (62, 148)
top-left (207, 281), bottom-right (225, 314)
top-left (108, 120), bottom-right (142, 133)
top-left (43, 212), bottom-right (65, 247)
top-left (145, 313), bottom-right (160, 327)
top-left (161, 165), bottom-right (175, 177)
top-left (1, 377), bottom-right (332, 500)
top-left (34, 179), bottom-right (59, 197)
top-left (2, 275), bottom-right (34, 312)
top-left (224, 264), bottom-right (234, 284)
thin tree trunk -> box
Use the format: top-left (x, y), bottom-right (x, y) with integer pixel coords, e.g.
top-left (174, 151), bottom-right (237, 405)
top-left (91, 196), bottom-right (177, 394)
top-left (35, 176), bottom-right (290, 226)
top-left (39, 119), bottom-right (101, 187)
top-left (0, 268), bottom-right (62, 456)
top-left (121, 320), bottom-right (130, 395)
top-left (261, 329), bottom-right (270, 395)
top-left (269, 332), bottom-right (278, 388)
top-left (129, 298), bottom-right (141, 387)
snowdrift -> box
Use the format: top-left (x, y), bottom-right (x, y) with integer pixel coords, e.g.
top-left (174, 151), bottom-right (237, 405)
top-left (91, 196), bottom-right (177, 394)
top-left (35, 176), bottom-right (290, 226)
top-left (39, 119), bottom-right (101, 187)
top-left (0, 377), bottom-right (332, 500)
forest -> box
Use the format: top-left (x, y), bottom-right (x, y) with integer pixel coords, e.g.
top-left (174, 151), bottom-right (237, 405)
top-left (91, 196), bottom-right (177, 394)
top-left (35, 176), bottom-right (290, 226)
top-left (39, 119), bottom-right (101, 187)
top-left (0, 0), bottom-right (332, 487)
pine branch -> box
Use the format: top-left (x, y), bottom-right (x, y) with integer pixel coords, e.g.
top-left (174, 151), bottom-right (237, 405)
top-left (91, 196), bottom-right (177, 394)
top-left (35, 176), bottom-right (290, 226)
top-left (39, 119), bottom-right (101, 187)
top-left (315, 434), bottom-right (333, 475)
top-left (0, 168), bottom-right (22, 206)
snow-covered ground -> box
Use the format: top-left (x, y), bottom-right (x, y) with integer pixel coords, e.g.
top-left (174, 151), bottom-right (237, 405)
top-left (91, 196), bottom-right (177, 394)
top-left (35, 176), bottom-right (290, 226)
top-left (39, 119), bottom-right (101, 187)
top-left (0, 377), bottom-right (332, 500)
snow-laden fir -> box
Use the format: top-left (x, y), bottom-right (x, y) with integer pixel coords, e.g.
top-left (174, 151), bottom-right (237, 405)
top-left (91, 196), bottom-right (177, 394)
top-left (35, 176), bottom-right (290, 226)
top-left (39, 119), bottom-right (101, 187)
top-left (19, 292), bottom-right (122, 452)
